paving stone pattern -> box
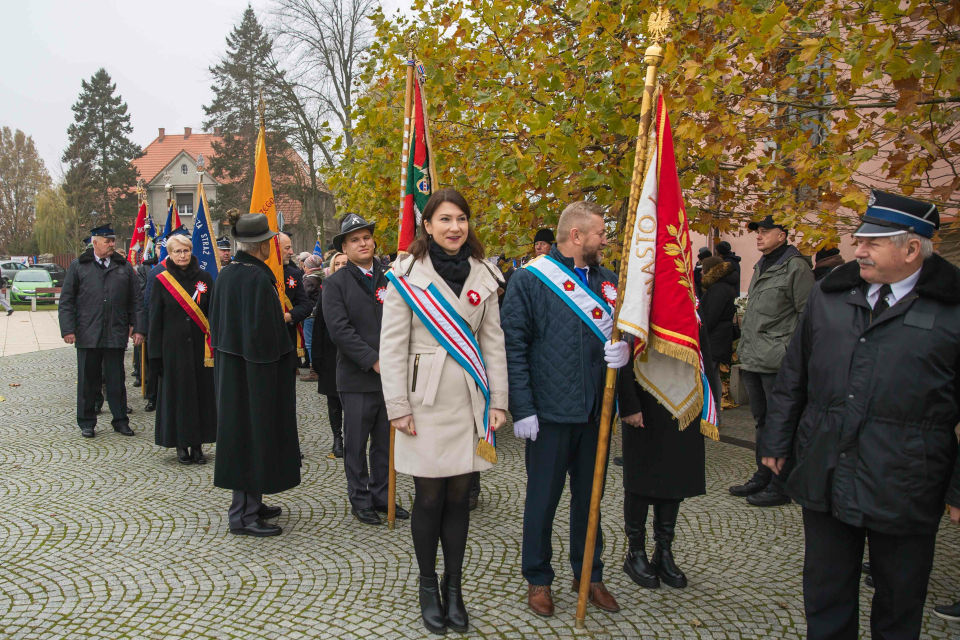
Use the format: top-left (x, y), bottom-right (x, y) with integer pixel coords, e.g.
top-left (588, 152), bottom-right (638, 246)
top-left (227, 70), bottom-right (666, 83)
top-left (2, 347), bottom-right (959, 639)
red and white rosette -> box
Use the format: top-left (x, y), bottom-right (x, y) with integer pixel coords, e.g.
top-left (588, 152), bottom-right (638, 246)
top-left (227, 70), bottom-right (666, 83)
top-left (467, 290), bottom-right (481, 306)
top-left (286, 276), bottom-right (297, 289)
top-left (192, 281), bottom-right (208, 302)
top-left (600, 281), bottom-right (618, 307)
top-left (375, 286), bottom-right (387, 304)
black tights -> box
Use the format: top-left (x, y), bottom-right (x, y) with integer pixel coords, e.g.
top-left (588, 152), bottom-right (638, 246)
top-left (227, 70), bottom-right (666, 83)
top-left (412, 473), bottom-right (472, 577)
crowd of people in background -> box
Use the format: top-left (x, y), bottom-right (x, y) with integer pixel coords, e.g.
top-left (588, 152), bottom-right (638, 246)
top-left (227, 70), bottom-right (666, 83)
top-left (52, 187), bottom-right (960, 638)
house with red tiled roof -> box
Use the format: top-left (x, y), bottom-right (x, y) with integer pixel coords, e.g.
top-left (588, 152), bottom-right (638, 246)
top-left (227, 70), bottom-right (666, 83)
top-left (131, 127), bottom-right (323, 252)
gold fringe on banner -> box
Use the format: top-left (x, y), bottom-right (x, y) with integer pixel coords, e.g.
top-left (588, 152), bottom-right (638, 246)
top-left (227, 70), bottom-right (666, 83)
top-left (476, 439), bottom-right (498, 464)
top-left (204, 357), bottom-right (214, 368)
top-left (700, 419), bottom-right (719, 441)
top-left (647, 333), bottom-right (700, 368)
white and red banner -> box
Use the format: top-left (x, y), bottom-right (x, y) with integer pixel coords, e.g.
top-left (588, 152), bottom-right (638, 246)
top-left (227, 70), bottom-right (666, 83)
top-left (128, 202), bottom-right (147, 265)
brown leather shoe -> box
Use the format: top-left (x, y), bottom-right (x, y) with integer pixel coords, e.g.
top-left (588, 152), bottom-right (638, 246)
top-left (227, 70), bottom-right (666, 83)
top-left (572, 579), bottom-right (620, 613)
top-left (527, 584), bottom-right (554, 617)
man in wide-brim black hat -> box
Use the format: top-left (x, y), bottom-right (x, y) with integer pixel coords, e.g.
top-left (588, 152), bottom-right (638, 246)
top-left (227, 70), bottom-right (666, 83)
top-left (761, 190), bottom-right (960, 638)
top-left (323, 213), bottom-right (408, 525)
top-left (209, 214), bottom-right (301, 537)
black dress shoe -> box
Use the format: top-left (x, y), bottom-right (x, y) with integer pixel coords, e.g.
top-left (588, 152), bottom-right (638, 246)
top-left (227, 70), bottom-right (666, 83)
top-left (332, 435), bottom-right (344, 458)
top-left (864, 574), bottom-right (875, 588)
top-left (729, 474), bottom-right (770, 497)
top-left (80, 427), bottom-right (95, 438)
top-left (352, 507), bottom-right (383, 525)
top-left (191, 447), bottom-right (206, 464)
top-left (862, 562), bottom-right (871, 575)
top-left (746, 487), bottom-right (791, 507)
top-left (126, 407), bottom-right (134, 414)
top-left (177, 448), bottom-right (193, 464)
top-left (230, 519), bottom-right (282, 537)
top-left (614, 456), bottom-right (624, 467)
top-left (419, 574), bottom-right (448, 635)
top-left (934, 600), bottom-right (960, 621)
top-left (113, 425), bottom-right (135, 436)
top-left (259, 505), bottom-right (282, 520)
top-left (144, 402), bottom-right (156, 412)
top-left (374, 504), bottom-right (409, 520)
top-left (133, 379), bottom-right (141, 387)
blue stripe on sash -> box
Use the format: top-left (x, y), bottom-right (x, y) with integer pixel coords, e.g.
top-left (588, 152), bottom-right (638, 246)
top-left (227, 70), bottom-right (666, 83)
top-left (525, 265), bottom-right (610, 344)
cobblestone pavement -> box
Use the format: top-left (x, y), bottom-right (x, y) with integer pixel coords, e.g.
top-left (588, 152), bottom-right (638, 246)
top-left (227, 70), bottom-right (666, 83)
top-left (2, 347), bottom-right (960, 639)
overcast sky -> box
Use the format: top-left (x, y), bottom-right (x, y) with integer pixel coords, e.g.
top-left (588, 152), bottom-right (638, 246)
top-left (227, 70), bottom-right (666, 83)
top-left (1, 0), bottom-right (407, 178)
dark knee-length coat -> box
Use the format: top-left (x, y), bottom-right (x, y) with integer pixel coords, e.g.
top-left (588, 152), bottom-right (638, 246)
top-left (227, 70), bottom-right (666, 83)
top-left (209, 250), bottom-right (300, 496)
top-left (618, 325), bottom-right (722, 500)
top-left (148, 257), bottom-right (217, 449)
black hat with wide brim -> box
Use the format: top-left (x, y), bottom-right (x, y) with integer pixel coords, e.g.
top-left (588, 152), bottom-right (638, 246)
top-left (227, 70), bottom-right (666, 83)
top-left (230, 214), bottom-right (279, 243)
top-left (333, 214), bottom-right (376, 252)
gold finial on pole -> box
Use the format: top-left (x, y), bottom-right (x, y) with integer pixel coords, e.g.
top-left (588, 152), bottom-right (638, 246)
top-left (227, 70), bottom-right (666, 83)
top-left (258, 88), bottom-right (266, 130)
top-left (574, 5), bottom-right (671, 631)
top-left (136, 178), bottom-right (145, 203)
top-left (403, 27), bottom-right (420, 53)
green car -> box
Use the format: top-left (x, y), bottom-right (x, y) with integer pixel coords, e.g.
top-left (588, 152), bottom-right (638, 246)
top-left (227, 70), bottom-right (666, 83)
top-left (10, 269), bottom-right (55, 304)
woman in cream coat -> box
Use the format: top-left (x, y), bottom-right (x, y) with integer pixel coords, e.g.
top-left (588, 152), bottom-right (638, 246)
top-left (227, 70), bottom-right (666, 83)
top-left (380, 188), bottom-right (508, 635)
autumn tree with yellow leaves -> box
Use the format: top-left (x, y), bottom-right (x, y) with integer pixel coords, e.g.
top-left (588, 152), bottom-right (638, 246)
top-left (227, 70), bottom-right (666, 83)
top-left (327, 0), bottom-right (960, 256)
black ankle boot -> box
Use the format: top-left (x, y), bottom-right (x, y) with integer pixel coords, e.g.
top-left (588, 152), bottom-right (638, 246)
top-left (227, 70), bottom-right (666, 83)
top-left (177, 447), bottom-right (192, 464)
top-left (332, 434), bottom-right (344, 458)
top-left (623, 496), bottom-right (660, 589)
top-left (651, 501), bottom-right (687, 588)
top-left (419, 574), bottom-right (447, 635)
top-left (441, 573), bottom-right (468, 632)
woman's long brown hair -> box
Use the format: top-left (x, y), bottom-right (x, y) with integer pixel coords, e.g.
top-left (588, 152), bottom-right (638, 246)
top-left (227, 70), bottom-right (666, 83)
top-left (407, 188), bottom-right (486, 261)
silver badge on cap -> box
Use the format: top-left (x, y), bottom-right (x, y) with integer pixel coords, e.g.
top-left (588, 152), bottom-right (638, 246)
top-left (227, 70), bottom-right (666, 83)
top-left (868, 191), bottom-right (876, 207)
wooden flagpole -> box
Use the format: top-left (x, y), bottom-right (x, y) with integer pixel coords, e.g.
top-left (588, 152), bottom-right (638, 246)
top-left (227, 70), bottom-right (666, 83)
top-left (389, 29), bottom-right (420, 532)
top-left (414, 59), bottom-right (440, 190)
top-left (574, 8), bottom-right (669, 629)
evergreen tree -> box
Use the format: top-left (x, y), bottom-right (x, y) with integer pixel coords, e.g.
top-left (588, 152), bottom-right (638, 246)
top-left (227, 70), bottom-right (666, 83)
top-left (204, 5), bottom-right (299, 219)
top-left (62, 68), bottom-right (142, 230)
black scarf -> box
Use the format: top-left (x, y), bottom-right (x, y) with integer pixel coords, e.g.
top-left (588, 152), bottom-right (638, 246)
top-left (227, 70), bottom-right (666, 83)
top-left (429, 240), bottom-right (472, 297)
top-left (166, 256), bottom-right (200, 283)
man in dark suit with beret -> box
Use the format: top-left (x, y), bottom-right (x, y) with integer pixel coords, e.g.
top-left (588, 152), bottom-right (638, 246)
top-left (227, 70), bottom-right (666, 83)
top-left (59, 224), bottom-right (145, 438)
top-left (323, 214), bottom-right (409, 525)
top-left (762, 190), bottom-right (960, 639)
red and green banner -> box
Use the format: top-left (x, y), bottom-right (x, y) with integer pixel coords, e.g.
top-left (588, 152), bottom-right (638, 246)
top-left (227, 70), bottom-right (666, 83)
top-left (399, 64), bottom-right (432, 252)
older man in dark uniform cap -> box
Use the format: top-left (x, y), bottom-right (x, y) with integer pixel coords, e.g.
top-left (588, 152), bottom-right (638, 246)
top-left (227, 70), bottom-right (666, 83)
top-left (533, 228), bottom-right (555, 257)
top-left (59, 224), bottom-right (145, 438)
top-left (210, 214), bottom-right (301, 537)
top-left (323, 214), bottom-right (408, 525)
top-left (762, 190), bottom-right (960, 639)
top-left (217, 236), bottom-right (232, 266)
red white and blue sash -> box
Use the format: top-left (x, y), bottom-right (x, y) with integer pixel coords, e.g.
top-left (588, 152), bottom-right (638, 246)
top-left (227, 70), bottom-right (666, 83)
top-left (524, 255), bottom-right (614, 343)
top-left (385, 270), bottom-right (496, 463)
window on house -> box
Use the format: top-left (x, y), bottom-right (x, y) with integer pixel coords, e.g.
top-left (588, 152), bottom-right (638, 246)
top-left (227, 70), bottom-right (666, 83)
top-left (176, 193), bottom-right (193, 216)
top-left (181, 164), bottom-right (188, 174)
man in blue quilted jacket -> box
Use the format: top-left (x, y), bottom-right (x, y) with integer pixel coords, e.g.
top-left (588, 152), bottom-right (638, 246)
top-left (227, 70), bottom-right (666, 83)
top-left (501, 201), bottom-right (631, 617)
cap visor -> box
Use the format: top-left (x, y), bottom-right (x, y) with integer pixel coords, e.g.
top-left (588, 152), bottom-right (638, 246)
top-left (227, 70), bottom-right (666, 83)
top-left (853, 222), bottom-right (907, 238)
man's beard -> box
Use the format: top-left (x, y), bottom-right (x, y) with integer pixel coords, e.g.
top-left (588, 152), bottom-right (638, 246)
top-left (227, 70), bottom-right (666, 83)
top-left (583, 247), bottom-right (602, 267)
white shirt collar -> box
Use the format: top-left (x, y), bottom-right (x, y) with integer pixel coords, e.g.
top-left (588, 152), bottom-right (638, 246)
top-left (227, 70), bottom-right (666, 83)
top-left (357, 264), bottom-right (373, 276)
top-left (866, 267), bottom-right (922, 308)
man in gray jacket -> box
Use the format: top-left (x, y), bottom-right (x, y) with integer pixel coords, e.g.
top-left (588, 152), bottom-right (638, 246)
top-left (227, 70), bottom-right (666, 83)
top-left (59, 225), bottom-right (146, 438)
top-left (728, 215), bottom-right (814, 506)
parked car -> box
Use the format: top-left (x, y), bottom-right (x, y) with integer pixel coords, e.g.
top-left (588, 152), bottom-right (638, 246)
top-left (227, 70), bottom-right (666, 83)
top-left (10, 269), bottom-right (55, 304)
top-left (33, 263), bottom-right (67, 287)
top-left (1, 260), bottom-right (28, 283)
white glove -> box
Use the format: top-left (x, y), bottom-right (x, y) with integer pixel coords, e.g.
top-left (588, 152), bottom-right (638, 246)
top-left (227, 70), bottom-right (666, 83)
top-left (514, 415), bottom-right (539, 441)
top-left (604, 339), bottom-right (630, 368)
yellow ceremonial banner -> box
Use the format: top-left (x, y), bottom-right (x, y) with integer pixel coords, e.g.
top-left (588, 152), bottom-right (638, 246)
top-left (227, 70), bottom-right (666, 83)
top-left (249, 124), bottom-right (288, 310)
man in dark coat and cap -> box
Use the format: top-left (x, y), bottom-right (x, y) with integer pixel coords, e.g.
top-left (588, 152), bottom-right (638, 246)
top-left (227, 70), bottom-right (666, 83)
top-left (217, 236), bottom-right (233, 267)
top-left (210, 214), bottom-right (301, 537)
top-left (812, 246), bottom-right (845, 281)
top-left (533, 228), bottom-right (555, 257)
top-left (59, 225), bottom-right (145, 438)
top-left (761, 190), bottom-right (960, 639)
top-left (323, 214), bottom-right (408, 525)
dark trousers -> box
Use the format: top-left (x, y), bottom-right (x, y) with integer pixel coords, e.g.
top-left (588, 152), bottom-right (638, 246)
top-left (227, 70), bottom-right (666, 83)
top-left (77, 348), bottom-right (128, 430)
top-left (741, 369), bottom-right (791, 489)
top-left (326, 394), bottom-right (343, 438)
top-left (802, 508), bottom-right (936, 640)
top-left (522, 420), bottom-right (606, 586)
top-left (340, 391), bottom-right (390, 510)
top-left (229, 491), bottom-right (263, 529)
top-left (132, 344), bottom-right (142, 382)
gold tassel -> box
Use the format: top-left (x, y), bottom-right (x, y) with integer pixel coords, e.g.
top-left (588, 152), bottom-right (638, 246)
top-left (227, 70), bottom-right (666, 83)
top-left (476, 439), bottom-right (498, 464)
top-left (297, 347), bottom-right (305, 357)
top-left (204, 357), bottom-right (214, 368)
top-left (647, 334), bottom-right (701, 368)
top-left (700, 420), bottom-right (719, 442)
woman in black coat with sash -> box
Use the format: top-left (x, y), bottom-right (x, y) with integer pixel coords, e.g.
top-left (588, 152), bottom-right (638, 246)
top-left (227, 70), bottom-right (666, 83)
top-left (311, 252), bottom-right (347, 458)
top-left (617, 325), bottom-right (722, 591)
top-left (148, 236), bottom-right (217, 464)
